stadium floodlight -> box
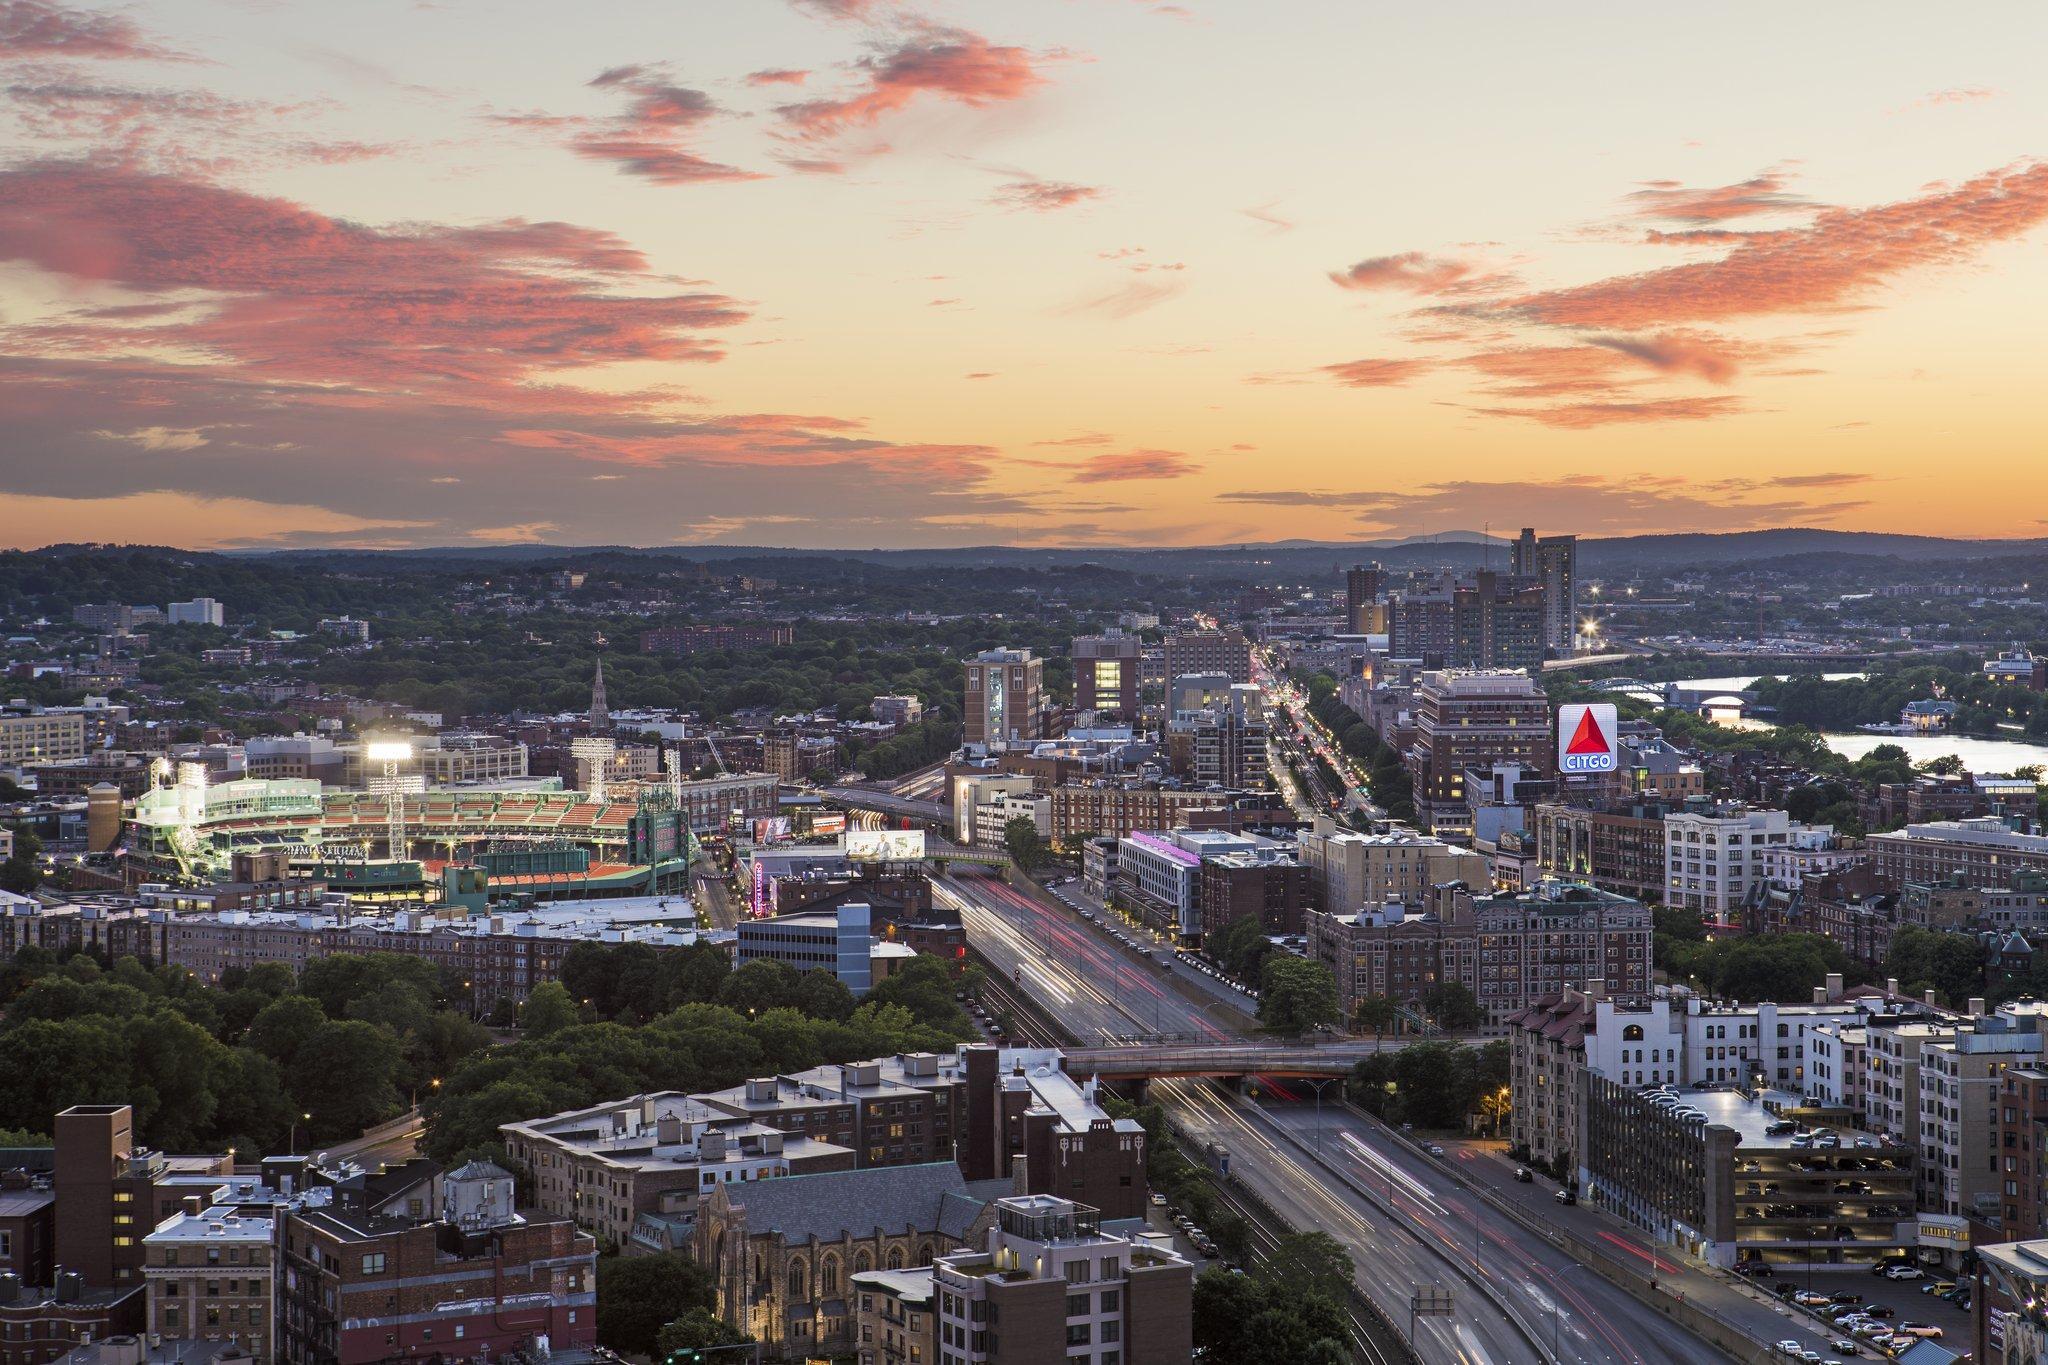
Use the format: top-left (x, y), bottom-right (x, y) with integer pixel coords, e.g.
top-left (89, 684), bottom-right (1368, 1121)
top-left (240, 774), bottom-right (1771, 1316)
top-left (364, 740), bottom-right (415, 763)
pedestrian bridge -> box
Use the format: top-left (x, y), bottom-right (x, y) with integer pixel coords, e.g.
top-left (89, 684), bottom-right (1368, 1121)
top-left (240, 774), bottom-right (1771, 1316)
top-left (1063, 1040), bottom-right (1408, 1079)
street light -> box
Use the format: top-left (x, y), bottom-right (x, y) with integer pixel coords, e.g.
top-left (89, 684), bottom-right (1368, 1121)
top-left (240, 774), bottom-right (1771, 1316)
top-left (290, 1112), bottom-right (311, 1155)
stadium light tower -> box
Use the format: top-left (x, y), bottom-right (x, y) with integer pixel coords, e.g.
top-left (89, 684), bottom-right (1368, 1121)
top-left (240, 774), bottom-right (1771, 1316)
top-left (365, 739), bottom-right (418, 860)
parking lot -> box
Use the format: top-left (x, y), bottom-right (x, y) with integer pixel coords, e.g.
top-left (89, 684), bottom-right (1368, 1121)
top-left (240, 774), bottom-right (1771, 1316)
top-left (1754, 1264), bottom-right (1973, 1358)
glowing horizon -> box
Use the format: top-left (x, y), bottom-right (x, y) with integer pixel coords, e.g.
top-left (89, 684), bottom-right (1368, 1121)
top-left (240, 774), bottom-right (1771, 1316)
top-left (2, 0), bottom-right (2045, 551)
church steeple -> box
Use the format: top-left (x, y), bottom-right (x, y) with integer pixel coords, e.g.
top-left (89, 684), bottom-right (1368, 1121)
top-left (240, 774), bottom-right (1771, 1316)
top-left (589, 658), bottom-right (611, 734)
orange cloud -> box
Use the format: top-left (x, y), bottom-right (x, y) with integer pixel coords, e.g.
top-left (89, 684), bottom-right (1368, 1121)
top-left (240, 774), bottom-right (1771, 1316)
top-left (1514, 160), bottom-right (2048, 329)
top-left (1069, 448), bottom-right (1196, 483)
top-left (1467, 395), bottom-right (1746, 427)
top-left (1320, 357), bottom-right (1432, 387)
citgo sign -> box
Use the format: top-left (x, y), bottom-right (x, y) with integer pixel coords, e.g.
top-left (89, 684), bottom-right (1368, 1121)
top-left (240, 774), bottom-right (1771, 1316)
top-left (1557, 702), bottom-right (1619, 775)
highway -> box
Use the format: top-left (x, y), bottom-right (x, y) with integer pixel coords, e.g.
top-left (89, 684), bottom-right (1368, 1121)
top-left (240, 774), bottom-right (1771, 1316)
top-left (946, 868), bottom-right (1740, 1363)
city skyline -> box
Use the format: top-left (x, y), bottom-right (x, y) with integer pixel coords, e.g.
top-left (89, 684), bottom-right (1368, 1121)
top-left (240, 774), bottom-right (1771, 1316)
top-left (2, 1), bottom-right (2046, 550)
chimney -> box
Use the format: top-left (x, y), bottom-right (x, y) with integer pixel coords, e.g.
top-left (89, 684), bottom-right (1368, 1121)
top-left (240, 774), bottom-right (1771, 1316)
top-left (1925, 989), bottom-right (1938, 1006)
top-left (1886, 977), bottom-right (1900, 996)
top-left (655, 1114), bottom-right (682, 1146)
top-left (1969, 997), bottom-right (1987, 1018)
top-left (1826, 972), bottom-right (1844, 1002)
top-left (182, 1195), bottom-right (202, 1217)
top-left (1813, 986), bottom-right (1827, 1004)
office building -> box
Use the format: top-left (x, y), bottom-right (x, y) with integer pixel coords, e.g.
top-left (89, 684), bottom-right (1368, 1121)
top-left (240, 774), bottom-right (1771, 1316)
top-left (1407, 671), bottom-right (1552, 832)
top-left (1386, 571), bottom-right (1545, 672)
top-left (931, 1195), bottom-right (1193, 1365)
top-left (1046, 785), bottom-right (1225, 844)
top-left (962, 649), bottom-right (1043, 751)
top-left (1344, 563), bottom-right (1388, 634)
top-left (639, 623), bottom-right (796, 656)
top-left (1161, 629), bottom-right (1251, 687)
top-left (1072, 634), bottom-right (1142, 717)
top-left (72, 604), bottom-right (134, 634)
top-left (1511, 528), bottom-right (1578, 653)
top-left (0, 710), bottom-right (89, 766)
top-left (1297, 826), bottom-right (1488, 914)
top-left (1533, 801), bottom-right (1673, 901)
top-left (737, 902), bottom-right (876, 994)
top-left (166, 599), bottom-right (225, 628)
top-left (1199, 851), bottom-right (1313, 939)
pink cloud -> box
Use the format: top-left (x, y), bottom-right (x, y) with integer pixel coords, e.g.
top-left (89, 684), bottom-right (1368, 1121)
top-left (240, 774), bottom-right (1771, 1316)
top-left (1328, 251), bottom-right (1513, 296)
top-left (0, 161), bottom-right (741, 394)
top-left (746, 68), bottom-right (809, 86)
top-left (991, 176), bottom-right (1102, 212)
top-left (570, 65), bottom-right (762, 185)
top-left (1466, 395), bottom-right (1746, 427)
top-left (1624, 171), bottom-right (1819, 224)
top-left (0, 0), bottom-right (188, 62)
top-left (776, 29), bottom-right (1052, 143)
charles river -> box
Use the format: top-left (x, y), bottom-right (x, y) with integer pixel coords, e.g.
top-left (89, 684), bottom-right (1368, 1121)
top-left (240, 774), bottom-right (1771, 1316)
top-left (1679, 674), bottom-right (2048, 774)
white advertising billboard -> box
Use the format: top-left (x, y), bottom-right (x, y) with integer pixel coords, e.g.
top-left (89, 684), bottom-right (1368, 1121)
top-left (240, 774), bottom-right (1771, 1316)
top-left (845, 828), bottom-right (927, 862)
top-left (1557, 702), bottom-right (1619, 775)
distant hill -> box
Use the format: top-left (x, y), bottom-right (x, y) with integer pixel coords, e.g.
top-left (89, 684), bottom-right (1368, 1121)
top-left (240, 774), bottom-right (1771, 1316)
top-left (104, 526), bottom-right (2048, 580)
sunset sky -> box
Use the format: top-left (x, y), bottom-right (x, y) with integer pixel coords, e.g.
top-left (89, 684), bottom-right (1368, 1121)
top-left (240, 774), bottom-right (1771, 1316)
top-left (2, 0), bottom-right (2045, 550)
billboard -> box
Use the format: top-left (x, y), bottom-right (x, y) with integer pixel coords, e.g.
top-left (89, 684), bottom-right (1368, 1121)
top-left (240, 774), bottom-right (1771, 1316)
top-left (845, 828), bottom-right (927, 862)
top-left (1557, 703), bottom-right (1619, 775)
top-left (752, 816), bottom-right (793, 845)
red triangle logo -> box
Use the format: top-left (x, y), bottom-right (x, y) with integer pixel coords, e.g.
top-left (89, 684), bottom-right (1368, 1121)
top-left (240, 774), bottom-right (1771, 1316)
top-left (1566, 708), bottom-right (1609, 756)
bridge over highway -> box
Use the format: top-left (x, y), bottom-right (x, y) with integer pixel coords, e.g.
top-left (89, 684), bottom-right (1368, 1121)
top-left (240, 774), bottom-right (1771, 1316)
top-left (821, 785), bottom-right (949, 823)
top-left (1064, 1040), bottom-right (1408, 1079)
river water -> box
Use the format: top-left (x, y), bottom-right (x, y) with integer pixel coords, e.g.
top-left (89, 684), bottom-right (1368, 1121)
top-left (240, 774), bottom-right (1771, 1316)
top-left (1674, 674), bottom-right (2048, 774)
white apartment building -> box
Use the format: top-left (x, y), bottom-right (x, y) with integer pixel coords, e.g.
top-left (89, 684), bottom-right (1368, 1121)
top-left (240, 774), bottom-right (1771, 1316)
top-left (1664, 805), bottom-right (1821, 916)
top-left (932, 1194), bottom-right (1191, 1365)
top-left (167, 597), bottom-right (226, 627)
top-left (1808, 1020), bottom-right (1869, 1112)
top-left (1917, 1001), bottom-right (2048, 1220)
top-left (1684, 995), bottom-right (1870, 1092)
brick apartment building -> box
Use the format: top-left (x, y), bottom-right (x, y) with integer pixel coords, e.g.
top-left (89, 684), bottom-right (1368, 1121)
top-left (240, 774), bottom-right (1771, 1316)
top-left (276, 1162), bottom-right (595, 1365)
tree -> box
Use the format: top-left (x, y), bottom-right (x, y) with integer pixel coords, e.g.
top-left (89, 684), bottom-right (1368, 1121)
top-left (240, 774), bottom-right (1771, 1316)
top-left (595, 1253), bottom-right (717, 1355)
top-left (717, 959), bottom-right (800, 1017)
top-left (793, 968), bottom-right (857, 1023)
top-left (520, 981), bottom-right (578, 1038)
top-left (1003, 815), bottom-right (1046, 871)
top-left (1919, 753), bottom-right (1966, 777)
top-left (291, 1020), bottom-right (404, 1140)
top-left (1885, 926), bottom-right (1988, 1007)
top-left (655, 1309), bottom-right (749, 1359)
top-left (1421, 982), bottom-right (1482, 1033)
top-left (1192, 1263), bottom-right (1349, 1365)
top-left (1208, 914), bottom-right (1272, 983)
top-left (1256, 957), bottom-right (1339, 1036)
top-left (1261, 1232), bottom-right (1353, 1303)
top-left (0, 828), bottom-right (42, 895)
top-left (1352, 994), bottom-right (1399, 1044)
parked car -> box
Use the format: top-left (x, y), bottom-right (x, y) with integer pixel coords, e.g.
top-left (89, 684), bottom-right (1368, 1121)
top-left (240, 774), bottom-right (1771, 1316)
top-left (1828, 1339), bottom-right (1859, 1356)
top-left (1830, 1291), bottom-right (1862, 1305)
top-left (1882, 1265), bottom-right (1925, 1281)
top-left (1894, 1323), bottom-right (1943, 1339)
top-left (1861, 1304), bottom-right (1896, 1319)
top-left (1794, 1290), bottom-right (1831, 1307)
top-left (1921, 1281), bottom-right (1956, 1296)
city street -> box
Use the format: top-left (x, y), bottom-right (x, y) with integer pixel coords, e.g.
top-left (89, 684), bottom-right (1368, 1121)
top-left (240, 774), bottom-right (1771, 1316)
top-left (947, 868), bottom-right (1733, 1363)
